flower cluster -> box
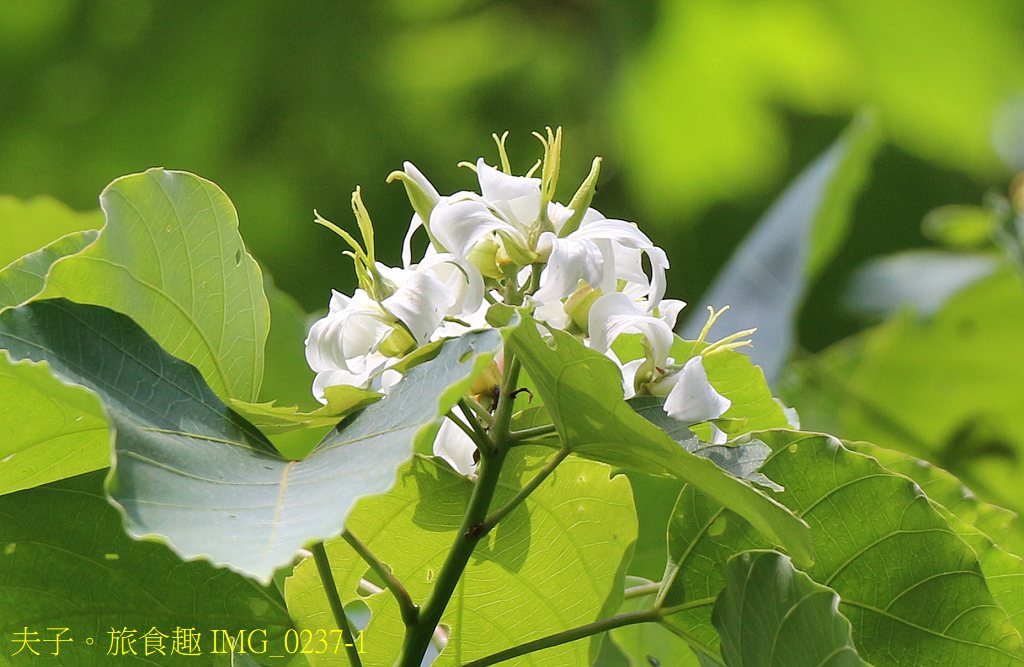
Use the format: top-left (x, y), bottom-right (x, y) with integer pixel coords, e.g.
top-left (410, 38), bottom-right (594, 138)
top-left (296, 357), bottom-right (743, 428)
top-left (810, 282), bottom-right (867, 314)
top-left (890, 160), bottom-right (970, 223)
top-left (305, 130), bottom-right (744, 474)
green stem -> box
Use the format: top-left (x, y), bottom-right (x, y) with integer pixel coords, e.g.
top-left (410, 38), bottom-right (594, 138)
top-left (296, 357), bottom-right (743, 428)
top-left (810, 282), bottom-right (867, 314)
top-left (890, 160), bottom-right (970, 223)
top-left (448, 409), bottom-right (492, 455)
top-left (459, 609), bottom-right (662, 667)
top-left (396, 447), bottom-right (508, 665)
top-left (461, 396), bottom-right (493, 427)
top-left (490, 356), bottom-right (522, 454)
top-left (311, 543), bottom-right (363, 667)
top-left (480, 444), bottom-right (569, 535)
top-left (395, 353), bottom-right (522, 666)
top-left (458, 398), bottom-right (494, 453)
top-left (509, 423), bottom-right (559, 443)
top-left (623, 581), bottom-right (662, 600)
top-left (342, 530), bottom-right (418, 627)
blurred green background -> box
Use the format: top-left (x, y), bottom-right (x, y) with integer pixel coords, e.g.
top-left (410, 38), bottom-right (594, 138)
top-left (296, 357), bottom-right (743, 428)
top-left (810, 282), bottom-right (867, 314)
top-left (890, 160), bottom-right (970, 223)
top-left (4, 0), bottom-right (1024, 514)
top-left (3, 0), bottom-right (1022, 342)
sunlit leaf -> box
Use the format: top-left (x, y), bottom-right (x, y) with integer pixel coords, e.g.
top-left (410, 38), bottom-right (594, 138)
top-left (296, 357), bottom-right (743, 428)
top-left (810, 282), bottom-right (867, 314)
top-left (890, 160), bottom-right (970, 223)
top-left (506, 318), bottom-right (813, 567)
top-left (285, 449), bottom-right (637, 666)
top-left (38, 169), bottom-right (270, 401)
top-left (660, 430), bottom-right (1024, 666)
top-left (848, 441), bottom-right (1024, 636)
top-left (0, 230), bottom-right (98, 310)
top-left (0, 351), bottom-right (109, 497)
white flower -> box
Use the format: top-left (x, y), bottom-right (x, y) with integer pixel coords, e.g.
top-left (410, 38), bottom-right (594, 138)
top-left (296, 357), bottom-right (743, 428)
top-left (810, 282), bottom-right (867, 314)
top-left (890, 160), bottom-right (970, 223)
top-left (305, 255), bottom-right (484, 402)
top-left (588, 292), bottom-right (677, 368)
top-left (305, 290), bottom-right (394, 374)
top-left (655, 356), bottom-right (731, 425)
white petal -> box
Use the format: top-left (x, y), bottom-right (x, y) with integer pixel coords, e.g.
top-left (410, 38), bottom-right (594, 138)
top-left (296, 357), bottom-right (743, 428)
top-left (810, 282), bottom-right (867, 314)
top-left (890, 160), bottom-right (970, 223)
top-left (305, 292), bottom-right (392, 373)
top-left (403, 161), bottom-right (441, 203)
top-left (433, 415), bottom-right (478, 476)
top-left (430, 196), bottom-right (511, 258)
top-left (418, 253), bottom-right (485, 316)
top-left (663, 356), bottom-right (731, 425)
top-left (588, 292), bottom-right (674, 367)
top-left (402, 213), bottom-right (424, 269)
top-left (533, 233), bottom-right (605, 303)
top-left (658, 299), bottom-right (687, 329)
top-left (477, 159), bottom-right (541, 228)
top-left (382, 271), bottom-right (456, 344)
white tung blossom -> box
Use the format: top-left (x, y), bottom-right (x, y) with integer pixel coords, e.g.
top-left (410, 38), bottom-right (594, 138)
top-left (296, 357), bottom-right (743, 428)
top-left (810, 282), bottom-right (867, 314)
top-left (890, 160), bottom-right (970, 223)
top-left (308, 132), bottom-right (749, 462)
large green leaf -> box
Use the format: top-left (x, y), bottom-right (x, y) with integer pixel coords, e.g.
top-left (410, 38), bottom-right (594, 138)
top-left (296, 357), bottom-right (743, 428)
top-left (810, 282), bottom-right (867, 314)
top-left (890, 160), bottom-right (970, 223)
top-left (678, 114), bottom-right (879, 384)
top-left (660, 430), bottom-right (1024, 666)
top-left (38, 169), bottom-right (270, 401)
top-left (787, 269), bottom-right (1024, 515)
top-left (285, 449), bottom-right (637, 666)
top-left (712, 550), bottom-right (866, 667)
top-left (0, 195), bottom-right (102, 270)
top-left (0, 472), bottom-right (293, 667)
top-left (0, 230), bottom-right (98, 310)
top-left (847, 442), bottom-right (1024, 636)
top-left (506, 320), bottom-right (813, 567)
top-left (0, 351), bottom-right (109, 496)
top-left (0, 298), bottom-right (501, 584)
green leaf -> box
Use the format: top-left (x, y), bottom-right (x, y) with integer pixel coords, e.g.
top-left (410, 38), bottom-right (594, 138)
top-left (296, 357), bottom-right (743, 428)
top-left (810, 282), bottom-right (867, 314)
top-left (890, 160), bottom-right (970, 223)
top-left (228, 386), bottom-right (382, 436)
top-left (0, 195), bottom-right (102, 269)
top-left (679, 114), bottom-right (880, 383)
top-left (0, 298), bottom-right (501, 584)
top-left (0, 230), bottom-right (98, 310)
top-left (0, 472), bottom-right (293, 667)
top-left (787, 269), bottom-right (1024, 515)
top-left (847, 442), bottom-right (1024, 636)
top-left (38, 168), bottom-right (270, 401)
top-left (661, 430), bottom-right (1024, 666)
top-left (628, 396), bottom-right (782, 492)
top-left (846, 441), bottom-right (1024, 557)
top-left (712, 550), bottom-right (866, 667)
top-left (285, 449), bottom-right (637, 666)
top-left (0, 351), bottom-right (110, 496)
top-left (506, 319), bottom-right (813, 567)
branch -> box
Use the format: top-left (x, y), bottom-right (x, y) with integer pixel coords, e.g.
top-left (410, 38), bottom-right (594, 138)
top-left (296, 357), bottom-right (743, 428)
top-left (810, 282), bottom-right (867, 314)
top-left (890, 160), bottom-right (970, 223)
top-left (623, 581), bottom-right (662, 600)
top-left (395, 354), bottom-right (522, 666)
top-left (480, 444), bottom-right (569, 535)
top-left (459, 609), bottom-right (662, 667)
top-left (508, 423), bottom-right (559, 443)
top-left (311, 543), bottom-right (363, 667)
top-left (342, 530), bottom-right (418, 627)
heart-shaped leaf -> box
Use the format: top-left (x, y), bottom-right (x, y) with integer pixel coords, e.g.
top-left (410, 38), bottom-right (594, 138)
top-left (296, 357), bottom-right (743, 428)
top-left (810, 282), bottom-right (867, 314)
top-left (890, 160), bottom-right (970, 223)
top-left (0, 298), bottom-right (501, 584)
top-left (660, 431), bottom-right (1024, 666)
top-left (285, 449), bottom-right (637, 666)
top-left (39, 169), bottom-right (270, 401)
